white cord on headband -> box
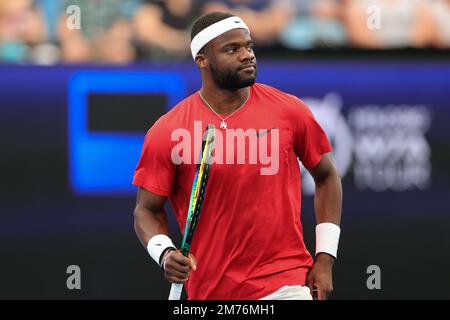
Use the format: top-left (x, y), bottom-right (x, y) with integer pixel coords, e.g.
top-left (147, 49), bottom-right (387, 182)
top-left (190, 16), bottom-right (250, 60)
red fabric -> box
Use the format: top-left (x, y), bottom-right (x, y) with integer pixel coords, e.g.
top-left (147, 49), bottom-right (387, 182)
top-left (133, 83), bottom-right (332, 299)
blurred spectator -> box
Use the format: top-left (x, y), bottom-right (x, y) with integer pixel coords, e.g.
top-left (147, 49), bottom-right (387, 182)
top-left (133, 0), bottom-right (201, 61)
top-left (30, 0), bottom-right (63, 64)
top-left (0, 0), bottom-right (45, 63)
top-left (57, 0), bottom-right (140, 63)
top-left (280, 0), bottom-right (347, 50)
top-left (202, 0), bottom-right (295, 47)
top-left (1, 0), bottom-right (450, 64)
top-left (429, 0), bottom-right (450, 48)
top-left (344, 0), bottom-right (435, 49)
top-left (35, 0), bottom-right (62, 42)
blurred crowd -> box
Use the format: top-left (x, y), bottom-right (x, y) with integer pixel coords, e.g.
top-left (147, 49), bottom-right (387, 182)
top-left (0, 0), bottom-right (449, 64)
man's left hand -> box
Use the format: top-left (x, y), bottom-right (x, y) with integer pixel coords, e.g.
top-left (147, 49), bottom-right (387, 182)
top-left (305, 253), bottom-right (335, 300)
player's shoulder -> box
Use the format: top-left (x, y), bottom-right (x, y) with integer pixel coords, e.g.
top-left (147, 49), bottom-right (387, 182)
top-left (253, 83), bottom-right (309, 112)
top-left (153, 92), bottom-right (198, 127)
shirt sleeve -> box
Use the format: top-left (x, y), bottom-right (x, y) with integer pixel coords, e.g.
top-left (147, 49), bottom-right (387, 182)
top-left (132, 117), bottom-right (175, 196)
top-left (293, 97), bottom-right (332, 170)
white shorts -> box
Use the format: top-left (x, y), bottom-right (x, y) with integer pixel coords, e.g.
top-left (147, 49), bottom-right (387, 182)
top-left (259, 285), bottom-right (313, 300)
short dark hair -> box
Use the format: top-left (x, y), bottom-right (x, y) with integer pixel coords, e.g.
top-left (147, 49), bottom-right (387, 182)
top-left (191, 12), bottom-right (234, 41)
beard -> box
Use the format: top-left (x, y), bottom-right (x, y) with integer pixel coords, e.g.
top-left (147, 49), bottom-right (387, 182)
top-left (210, 63), bottom-right (257, 91)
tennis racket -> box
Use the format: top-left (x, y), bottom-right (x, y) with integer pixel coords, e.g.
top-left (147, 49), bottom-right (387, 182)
top-left (168, 124), bottom-right (215, 300)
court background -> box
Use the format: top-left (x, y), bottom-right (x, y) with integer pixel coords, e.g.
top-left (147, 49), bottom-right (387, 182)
top-left (1, 56), bottom-right (449, 299)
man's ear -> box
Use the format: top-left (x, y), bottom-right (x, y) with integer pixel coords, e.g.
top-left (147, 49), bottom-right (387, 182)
top-left (195, 53), bottom-right (208, 69)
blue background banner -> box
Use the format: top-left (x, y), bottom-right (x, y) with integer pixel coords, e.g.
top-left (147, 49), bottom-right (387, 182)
top-left (1, 62), bottom-right (449, 299)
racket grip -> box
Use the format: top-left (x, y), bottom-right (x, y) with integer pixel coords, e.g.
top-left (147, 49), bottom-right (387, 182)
top-left (169, 283), bottom-right (183, 300)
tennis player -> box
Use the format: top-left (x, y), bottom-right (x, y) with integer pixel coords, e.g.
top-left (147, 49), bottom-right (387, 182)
top-left (133, 12), bottom-right (342, 300)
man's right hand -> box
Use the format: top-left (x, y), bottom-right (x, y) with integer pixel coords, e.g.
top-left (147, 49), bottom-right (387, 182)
top-left (162, 250), bottom-right (197, 283)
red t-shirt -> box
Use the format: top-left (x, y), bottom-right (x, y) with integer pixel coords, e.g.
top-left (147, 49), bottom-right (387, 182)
top-left (133, 83), bottom-right (332, 300)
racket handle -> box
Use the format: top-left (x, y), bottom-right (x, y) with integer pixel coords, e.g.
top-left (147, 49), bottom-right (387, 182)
top-left (169, 283), bottom-right (183, 300)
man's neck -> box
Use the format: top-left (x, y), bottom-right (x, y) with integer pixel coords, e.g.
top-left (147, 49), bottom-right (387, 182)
top-left (200, 85), bottom-right (250, 115)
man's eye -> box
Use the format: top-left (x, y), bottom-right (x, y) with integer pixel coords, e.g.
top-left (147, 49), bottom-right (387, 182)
top-left (226, 48), bottom-right (234, 54)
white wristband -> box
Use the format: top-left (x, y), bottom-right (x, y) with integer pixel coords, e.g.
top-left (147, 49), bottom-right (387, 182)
top-left (147, 234), bottom-right (176, 266)
top-left (315, 222), bottom-right (340, 259)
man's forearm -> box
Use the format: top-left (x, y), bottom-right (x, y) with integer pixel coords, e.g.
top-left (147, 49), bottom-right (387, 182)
top-left (314, 170), bottom-right (342, 226)
top-left (133, 206), bottom-right (170, 248)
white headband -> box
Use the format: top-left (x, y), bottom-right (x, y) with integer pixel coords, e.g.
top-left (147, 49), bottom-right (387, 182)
top-left (190, 16), bottom-right (250, 60)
